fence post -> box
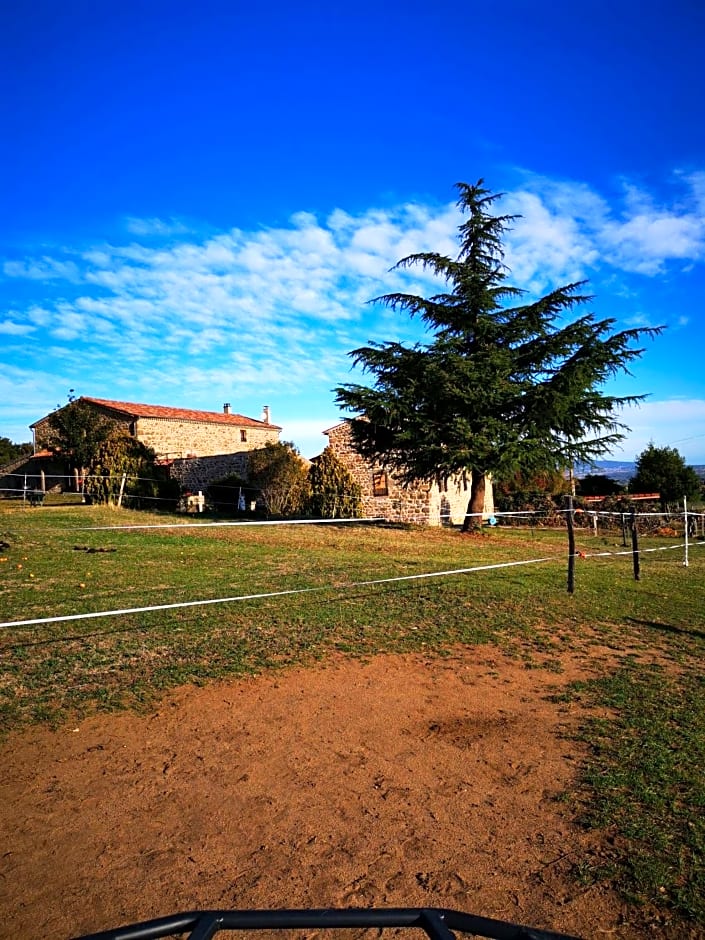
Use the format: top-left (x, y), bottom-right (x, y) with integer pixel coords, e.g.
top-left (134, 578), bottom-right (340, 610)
top-left (566, 495), bottom-right (576, 594)
top-left (630, 507), bottom-right (640, 581)
top-left (117, 473), bottom-right (127, 509)
top-left (683, 496), bottom-right (689, 568)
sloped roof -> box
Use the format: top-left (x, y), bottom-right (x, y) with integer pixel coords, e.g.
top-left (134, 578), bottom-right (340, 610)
top-left (33, 397), bottom-right (281, 430)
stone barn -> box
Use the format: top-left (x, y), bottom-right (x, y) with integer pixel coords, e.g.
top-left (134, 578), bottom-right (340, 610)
top-left (323, 420), bottom-right (494, 527)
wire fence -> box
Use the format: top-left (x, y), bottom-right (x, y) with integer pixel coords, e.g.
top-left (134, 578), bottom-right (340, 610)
top-left (1, 504), bottom-right (702, 632)
top-left (0, 470), bottom-right (370, 516)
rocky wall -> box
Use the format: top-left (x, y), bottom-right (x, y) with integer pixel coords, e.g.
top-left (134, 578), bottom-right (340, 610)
top-left (324, 422), bottom-right (493, 526)
top-left (135, 418), bottom-right (278, 459)
top-left (169, 453), bottom-right (250, 493)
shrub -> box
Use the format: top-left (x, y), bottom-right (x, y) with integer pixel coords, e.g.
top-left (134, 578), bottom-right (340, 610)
top-left (247, 442), bottom-right (311, 516)
top-left (307, 447), bottom-right (362, 518)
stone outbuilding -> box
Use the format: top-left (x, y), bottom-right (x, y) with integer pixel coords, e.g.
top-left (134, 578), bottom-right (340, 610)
top-left (323, 420), bottom-right (494, 527)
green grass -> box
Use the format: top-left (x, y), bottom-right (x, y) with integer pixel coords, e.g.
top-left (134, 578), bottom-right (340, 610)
top-left (2, 502), bottom-right (705, 927)
top-left (564, 666), bottom-right (705, 924)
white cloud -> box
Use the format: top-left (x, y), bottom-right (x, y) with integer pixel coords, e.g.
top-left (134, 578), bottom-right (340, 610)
top-left (601, 212), bottom-right (704, 275)
top-left (3, 257), bottom-right (82, 282)
top-left (3, 171), bottom-right (705, 458)
top-left (0, 319), bottom-right (35, 336)
top-left (513, 172), bottom-right (705, 278)
top-left (502, 191), bottom-right (598, 291)
top-left (124, 217), bottom-right (191, 237)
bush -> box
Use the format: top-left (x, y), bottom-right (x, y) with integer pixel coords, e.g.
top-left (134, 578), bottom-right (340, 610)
top-left (86, 431), bottom-right (179, 510)
top-left (308, 447), bottom-right (362, 518)
top-left (494, 490), bottom-right (562, 526)
top-left (247, 442), bottom-right (311, 516)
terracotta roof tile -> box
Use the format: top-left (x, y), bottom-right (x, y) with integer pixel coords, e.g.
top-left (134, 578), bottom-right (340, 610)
top-left (81, 397), bottom-right (281, 429)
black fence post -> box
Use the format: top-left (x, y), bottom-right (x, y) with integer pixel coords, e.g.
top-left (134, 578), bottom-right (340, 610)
top-left (630, 507), bottom-right (640, 581)
top-left (566, 495), bottom-right (576, 594)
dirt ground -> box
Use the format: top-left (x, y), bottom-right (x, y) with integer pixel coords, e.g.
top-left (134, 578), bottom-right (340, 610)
top-left (0, 646), bottom-right (668, 939)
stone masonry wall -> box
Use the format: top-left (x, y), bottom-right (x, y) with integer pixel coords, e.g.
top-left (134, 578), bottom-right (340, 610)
top-left (325, 422), bottom-right (493, 526)
top-left (324, 423), bottom-right (432, 524)
top-left (169, 453), bottom-right (250, 494)
top-left (135, 418), bottom-right (279, 459)
top-left (32, 413), bottom-right (133, 451)
top-left (33, 411), bottom-right (280, 461)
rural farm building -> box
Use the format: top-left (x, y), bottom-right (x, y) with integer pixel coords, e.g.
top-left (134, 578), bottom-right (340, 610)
top-left (17, 397), bottom-right (282, 494)
top-left (324, 420), bottom-right (494, 527)
top-left (31, 397), bottom-right (281, 459)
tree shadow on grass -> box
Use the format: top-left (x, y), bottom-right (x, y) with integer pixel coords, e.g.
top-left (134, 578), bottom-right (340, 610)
top-left (625, 617), bottom-right (705, 642)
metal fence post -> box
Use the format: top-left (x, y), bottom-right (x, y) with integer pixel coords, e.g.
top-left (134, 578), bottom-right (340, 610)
top-left (630, 507), bottom-right (640, 581)
top-left (684, 496), bottom-right (689, 568)
top-left (566, 495), bottom-right (575, 594)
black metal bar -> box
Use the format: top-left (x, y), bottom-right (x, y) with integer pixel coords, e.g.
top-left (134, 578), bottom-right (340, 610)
top-left (187, 912), bottom-right (224, 940)
top-left (73, 911), bottom-right (202, 940)
top-left (566, 495), bottom-right (575, 594)
top-left (630, 508), bottom-right (640, 581)
top-left (418, 908), bottom-right (457, 940)
top-left (72, 907), bottom-right (583, 940)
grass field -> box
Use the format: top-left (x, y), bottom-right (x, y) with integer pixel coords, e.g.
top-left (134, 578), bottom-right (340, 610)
top-left (2, 501), bottom-right (705, 926)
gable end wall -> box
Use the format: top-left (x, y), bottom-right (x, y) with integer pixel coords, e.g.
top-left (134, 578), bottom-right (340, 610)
top-left (325, 423), bottom-right (493, 526)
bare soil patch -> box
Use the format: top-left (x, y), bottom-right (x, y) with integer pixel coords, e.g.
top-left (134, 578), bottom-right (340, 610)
top-left (0, 647), bottom-right (660, 939)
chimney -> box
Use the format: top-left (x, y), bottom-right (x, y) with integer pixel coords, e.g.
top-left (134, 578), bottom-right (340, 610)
top-left (223, 403), bottom-right (231, 415)
top-left (262, 405), bottom-right (271, 424)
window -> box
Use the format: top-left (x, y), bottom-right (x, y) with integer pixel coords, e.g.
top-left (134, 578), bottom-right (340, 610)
top-left (372, 471), bottom-right (388, 497)
top-left (240, 430), bottom-right (247, 442)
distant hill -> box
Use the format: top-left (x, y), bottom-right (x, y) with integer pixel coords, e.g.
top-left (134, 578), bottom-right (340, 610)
top-left (576, 460), bottom-right (705, 483)
top-left (575, 460), bottom-right (635, 483)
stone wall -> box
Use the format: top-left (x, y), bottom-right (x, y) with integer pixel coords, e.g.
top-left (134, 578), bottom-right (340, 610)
top-left (32, 408), bottom-right (280, 461)
top-left (169, 452), bottom-right (250, 493)
top-left (324, 422), bottom-right (494, 526)
top-left (135, 418), bottom-right (278, 459)
top-left (32, 413), bottom-right (133, 451)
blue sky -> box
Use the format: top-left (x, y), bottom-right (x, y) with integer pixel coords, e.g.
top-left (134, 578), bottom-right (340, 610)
top-left (2, 0), bottom-right (705, 462)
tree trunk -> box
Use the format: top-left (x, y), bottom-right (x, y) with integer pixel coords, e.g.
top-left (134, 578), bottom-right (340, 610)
top-left (461, 471), bottom-right (485, 532)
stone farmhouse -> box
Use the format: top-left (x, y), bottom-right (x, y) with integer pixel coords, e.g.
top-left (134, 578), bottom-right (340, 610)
top-left (324, 420), bottom-right (494, 527)
top-left (25, 397), bottom-right (282, 493)
top-left (6, 397), bottom-right (495, 527)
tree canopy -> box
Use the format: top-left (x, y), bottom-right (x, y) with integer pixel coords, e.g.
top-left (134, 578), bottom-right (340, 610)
top-left (630, 444), bottom-right (701, 510)
top-left (0, 437), bottom-right (32, 466)
top-left (577, 473), bottom-right (624, 497)
top-left (45, 399), bottom-right (117, 471)
top-left (45, 399), bottom-right (176, 507)
top-left (308, 446), bottom-right (362, 518)
top-left (335, 181), bottom-right (662, 528)
top-left (86, 430), bottom-right (178, 508)
top-left (247, 441), bottom-right (311, 516)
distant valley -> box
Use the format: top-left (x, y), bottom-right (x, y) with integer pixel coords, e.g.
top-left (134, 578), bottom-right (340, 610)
top-left (576, 460), bottom-right (705, 484)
